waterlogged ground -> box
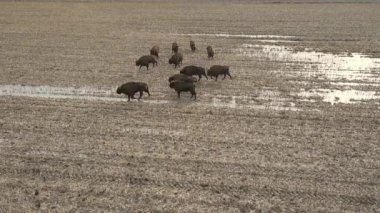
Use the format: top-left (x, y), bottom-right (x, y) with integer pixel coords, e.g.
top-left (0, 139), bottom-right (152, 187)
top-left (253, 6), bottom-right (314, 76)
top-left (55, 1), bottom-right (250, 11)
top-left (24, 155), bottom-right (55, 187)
top-left (0, 2), bottom-right (380, 212)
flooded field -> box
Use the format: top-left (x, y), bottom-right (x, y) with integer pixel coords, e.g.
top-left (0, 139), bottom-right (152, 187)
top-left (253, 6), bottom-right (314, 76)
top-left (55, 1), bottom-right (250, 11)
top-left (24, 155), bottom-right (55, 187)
top-left (0, 1), bottom-right (379, 212)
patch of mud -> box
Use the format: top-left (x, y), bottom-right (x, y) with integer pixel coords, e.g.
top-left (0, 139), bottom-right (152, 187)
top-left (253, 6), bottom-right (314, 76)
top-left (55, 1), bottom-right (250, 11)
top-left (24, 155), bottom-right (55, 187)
top-left (203, 90), bottom-right (300, 111)
top-left (295, 89), bottom-right (380, 105)
top-left (123, 127), bottom-right (185, 137)
top-left (209, 95), bottom-right (299, 111)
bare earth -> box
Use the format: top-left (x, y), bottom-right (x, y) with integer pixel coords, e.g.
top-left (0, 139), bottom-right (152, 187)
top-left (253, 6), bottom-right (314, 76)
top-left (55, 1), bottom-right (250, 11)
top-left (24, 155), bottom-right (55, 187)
top-left (0, 2), bottom-right (379, 212)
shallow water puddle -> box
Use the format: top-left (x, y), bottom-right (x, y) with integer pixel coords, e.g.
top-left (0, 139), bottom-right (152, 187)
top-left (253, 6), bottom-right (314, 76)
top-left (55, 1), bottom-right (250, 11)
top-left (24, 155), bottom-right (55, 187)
top-left (296, 89), bottom-right (379, 105)
top-left (238, 44), bottom-right (380, 83)
top-left (237, 44), bottom-right (380, 104)
top-left (174, 33), bottom-right (296, 41)
top-left (0, 84), bottom-right (169, 104)
top-left (0, 84), bottom-right (298, 111)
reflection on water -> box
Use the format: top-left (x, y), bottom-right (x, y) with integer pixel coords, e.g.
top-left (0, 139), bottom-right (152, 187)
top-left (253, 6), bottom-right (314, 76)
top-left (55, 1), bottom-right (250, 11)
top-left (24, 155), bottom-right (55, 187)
top-left (238, 44), bottom-right (380, 83)
top-left (237, 44), bottom-right (380, 105)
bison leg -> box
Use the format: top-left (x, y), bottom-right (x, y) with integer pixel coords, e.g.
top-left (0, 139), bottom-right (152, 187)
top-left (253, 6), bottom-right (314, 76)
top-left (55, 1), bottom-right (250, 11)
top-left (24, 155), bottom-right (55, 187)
top-left (177, 91), bottom-right (181, 99)
top-left (191, 91), bottom-right (196, 100)
top-left (145, 89), bottom-right (151, 96)
top-left (146, 65), bottom-right (149, 70)
top-left (227, 72), bottom-right (232, 79)
top-left (215, 75), bottom-right (218, 81)
top-left (137, 91), bottom-right (143, 100)
top-left (223, 74), bottom-right (226, 80)
top-left (139, 65), bottom-right (142, 71)
top-left (127, 95), bottom-right (131, 102)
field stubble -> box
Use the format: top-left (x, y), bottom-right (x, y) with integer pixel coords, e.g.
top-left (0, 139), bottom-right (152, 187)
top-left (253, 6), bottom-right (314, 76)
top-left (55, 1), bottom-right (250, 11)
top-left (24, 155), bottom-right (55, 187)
top-left (0, 2), bottom-right (379, 212)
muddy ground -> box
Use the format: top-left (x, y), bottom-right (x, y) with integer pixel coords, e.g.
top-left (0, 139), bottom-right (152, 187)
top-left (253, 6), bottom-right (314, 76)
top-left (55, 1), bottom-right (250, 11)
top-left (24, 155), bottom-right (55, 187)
top-left (0, 1), bottom-right (379, 212)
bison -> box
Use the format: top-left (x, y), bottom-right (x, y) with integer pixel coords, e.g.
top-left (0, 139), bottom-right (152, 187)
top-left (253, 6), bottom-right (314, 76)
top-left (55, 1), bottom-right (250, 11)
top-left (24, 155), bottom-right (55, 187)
top-left (206, 46), bottom-right (214, 59)
top-left (190, 40), bottom-right (196, 52)
top-left (116, 82), bottom-right (150, 101)
top-left (168, 74), bottom-right (197, 83)
top-left (150, 45), bottom-right (159, 58)
top-left (169, 81), bottom-right (196, 100)
top-left (172, 42), bottom-right (179, 54)
top-left (136, 55), bottom-right (157, 70)
top-left (168, 52), bottom-right (183, 68)
top-left (180, 65), bottom-right (208, 81)
top-left (207, 65), bottom-right (232, 81)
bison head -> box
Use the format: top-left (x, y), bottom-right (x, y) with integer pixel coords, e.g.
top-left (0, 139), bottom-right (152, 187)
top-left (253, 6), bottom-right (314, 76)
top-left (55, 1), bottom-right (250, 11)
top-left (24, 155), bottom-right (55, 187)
top-left (169, 81), bottom-right (176, 88)
top-left (116, 86), bottom-right (122, 94)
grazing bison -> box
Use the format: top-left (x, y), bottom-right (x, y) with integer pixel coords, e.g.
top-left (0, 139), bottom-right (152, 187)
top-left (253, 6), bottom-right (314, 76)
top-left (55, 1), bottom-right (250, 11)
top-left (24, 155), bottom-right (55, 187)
top-left (168, 74), bottom-right (197, 83)
top-left (206, 46), bottom-right (214, 59)
top-left (172, 42), bottom-right (179, 54)
top-left (207, 65), bottom-right (232, 81)
top-left (116, 82), bottom-right (150, 101)
top-left (168, 53), bottom-right (183, 68)
top-left (180, 65), bottom-right (208, 81)
top-left (136, 55), bottom-right (157, 70)
top-left (169, 81), bottom-right (196, 100)
top-left (150, 45), bottom-right (159, 58)
top-left (190, 40), bottom-right (196, 52)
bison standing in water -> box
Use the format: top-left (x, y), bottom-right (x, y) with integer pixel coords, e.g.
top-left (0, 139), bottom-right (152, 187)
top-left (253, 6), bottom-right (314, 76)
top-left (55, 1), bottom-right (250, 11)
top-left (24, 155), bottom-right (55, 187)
top-left (172, 42), bottom-right (179, 54)
top-left (190, 40), bottom-right (196, 52)
top-left (207, 65), bottom-right (232, 81)
top-left (150, 45), bottom-right (160, 58)
top-left (169, 81), bottom-right (196, 100)
top-left (206, 46), bottom-right (214, 59)
top-left (116, 82), bottom-right (150, 101)
top-left (136, 55), bottom-right (157, 70)
top-left (180, 65), bottom-right (208, 81)
top-left (168, 53), bottom-right (183, 68)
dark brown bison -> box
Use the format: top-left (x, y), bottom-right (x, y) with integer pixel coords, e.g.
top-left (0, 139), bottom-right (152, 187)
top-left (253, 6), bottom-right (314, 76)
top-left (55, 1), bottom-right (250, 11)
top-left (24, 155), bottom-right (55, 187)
top-left (206, 46), bottom-right (214, 59)
top-left (172, 42), bottom-right (179, 54)
top-left (116, 82), bottom-right (150, 101)
top-left (168, 74), bottom-right (197, 83)
top-left (180, 65), bottom-right (208, 81)
top-left (207, 65), bottom-right (232, 81)
top-left (136, 55), bottom-right (157, 70)
top-left (168, 53), bottom-right (183, 68)
top-left (150, 45), bottom-right (159, 58)
top-left (190, 40), bottom-right (196, 52)
top-left (169, 81), bottom-right (196, 100)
